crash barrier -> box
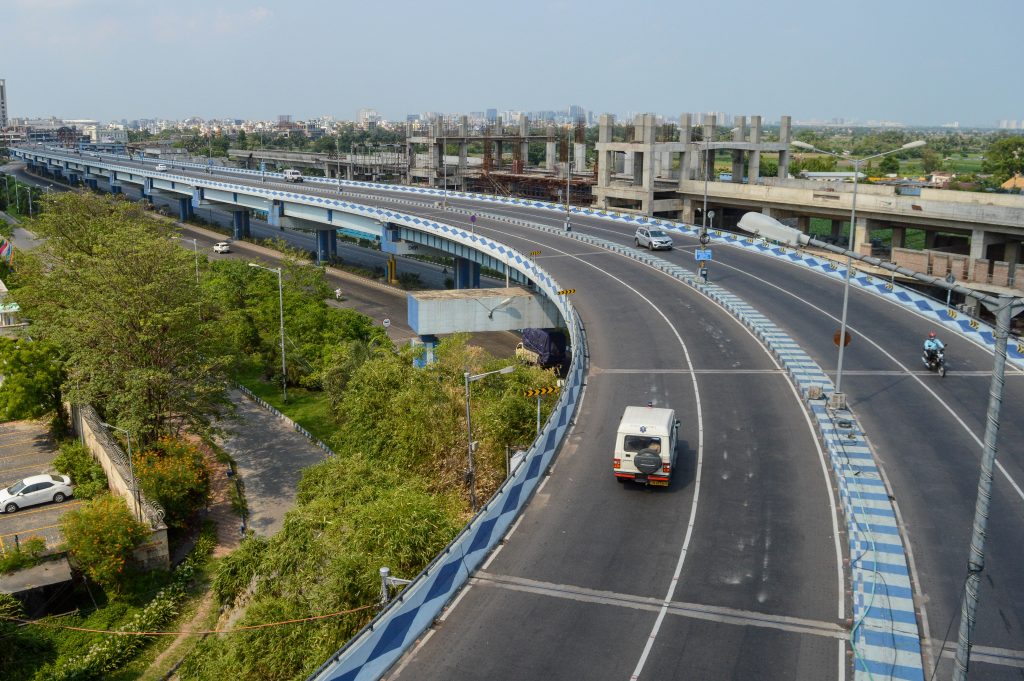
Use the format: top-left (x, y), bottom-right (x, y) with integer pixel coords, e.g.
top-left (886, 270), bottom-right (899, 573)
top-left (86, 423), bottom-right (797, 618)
top-left (252, 212), bottom-right (579, 679)
top-left (234, 384), bottom-right (338, 458)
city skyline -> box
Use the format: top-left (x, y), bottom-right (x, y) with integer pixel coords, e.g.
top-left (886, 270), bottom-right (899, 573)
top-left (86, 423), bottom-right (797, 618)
top-left (1, 0), bottom-right (1021, 127)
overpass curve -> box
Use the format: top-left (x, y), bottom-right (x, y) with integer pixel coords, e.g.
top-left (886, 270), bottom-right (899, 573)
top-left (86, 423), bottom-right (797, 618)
top-left (13, 151), bottom-right (1024, 679)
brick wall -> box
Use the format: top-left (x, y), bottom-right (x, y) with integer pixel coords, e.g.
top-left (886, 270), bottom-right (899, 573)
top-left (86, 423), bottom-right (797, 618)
top-left (892, 247), bottom-right (929, 273)
top-left (971, 259), bottom-right (990, 283)
top-left (991, 261), bottom-right (1011, 287)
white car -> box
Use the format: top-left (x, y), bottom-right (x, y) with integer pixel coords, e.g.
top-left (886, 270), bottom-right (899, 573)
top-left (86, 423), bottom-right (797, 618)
top-left (634, 227), bottom-right (674, 250)
top-left (1, 474), bottom-right (74, 513)
top-left (282, 169), bottom-right (303, 183)
top-left (213, 241), bottom-right (232, 254)
top-left (155, 163), bottom-right (169, 172)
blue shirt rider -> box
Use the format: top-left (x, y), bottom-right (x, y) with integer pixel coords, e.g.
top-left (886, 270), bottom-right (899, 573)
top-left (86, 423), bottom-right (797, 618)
top-left (923, 331), bottom-right (945, 364)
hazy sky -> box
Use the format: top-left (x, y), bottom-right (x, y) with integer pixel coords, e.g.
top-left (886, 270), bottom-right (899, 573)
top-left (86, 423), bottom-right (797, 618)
top-left (2, 0), bottom-right (1021, 126)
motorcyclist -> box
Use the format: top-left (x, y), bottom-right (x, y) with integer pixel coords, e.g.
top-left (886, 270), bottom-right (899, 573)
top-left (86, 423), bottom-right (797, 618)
top-left (922, 331), bottom-right (945, 367)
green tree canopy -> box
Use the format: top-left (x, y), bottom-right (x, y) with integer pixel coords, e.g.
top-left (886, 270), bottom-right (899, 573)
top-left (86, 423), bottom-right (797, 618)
top-left (0, 337), bottom-right (64, 419)
top-left (61, 494), bottom-right (150, 593)
top-left (12, 191), bottom-right (232, 444)
top-left (878, 154), bottom-right (901, 175)
top-left (982, 136), bottom-right (1024, 183)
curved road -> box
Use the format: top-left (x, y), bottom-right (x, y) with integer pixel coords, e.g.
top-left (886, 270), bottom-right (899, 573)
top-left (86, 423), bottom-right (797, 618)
top-left (14, 154), bottom-right (1024, 678)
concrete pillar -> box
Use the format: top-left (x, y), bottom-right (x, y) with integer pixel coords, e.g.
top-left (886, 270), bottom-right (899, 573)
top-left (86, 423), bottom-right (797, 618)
top-left (546, 140), bottom-right (557, 171)
top-left (924, 230), bottom-right (938, 249)
top-left (520, 116), bottom-right (530, 169)
top-left (316, 229), bottom-right (331, 264)
top-left (679, 113), bottom-right (693, 185)
top-left (413, 335), bottom-right (439, 368)
top-left (797, 215), bottom-right (810, 233)
top-left (968, 228), bottom-right (1002, 279)
top-left (574, 142), bottom-right (586, 173)
top-left (831, 219), bottom-right (844, 239)
top-left (702, 115), bottom-right (716, 181)
top-left (232, 210), bottom-right (250, 240)
top-left (459, 116), bottom-right (469, 184)
top-left (110, 184), bottom-right (122, 194)
top-left (778, 115), bottom-right (792, 178)
top-left (454, 256), bottom-right (481, 289)
top-left (624, 152), bottom-right (634, 177)
top-left (495, 141), bottom-right (503, 171)
top-left (853, 217), bottom-right (870, 255)
top-left (1005, 240), bottom-right (1021, 265)
top-left (748, 115), bottom-right (762, 182)
top-left (681, 197), bottom-right (695, 224)
top-left (329, 230), bottom-right (338, 259)
top-left (731, 116), bottom-right (746, 183)
top-left (177, 197), bottom-right (191, 222)
top-left (891, 226), bottom-right (906, 248)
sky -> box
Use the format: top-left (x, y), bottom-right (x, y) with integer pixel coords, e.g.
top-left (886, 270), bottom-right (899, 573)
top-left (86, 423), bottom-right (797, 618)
top-left (1, 0), bottom-right (1022, 127)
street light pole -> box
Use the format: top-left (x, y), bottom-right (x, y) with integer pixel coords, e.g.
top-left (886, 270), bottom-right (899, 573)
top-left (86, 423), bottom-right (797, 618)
top-left (463, 365), bottom-right (515, 512)
top-left (790, 139), bottom-right (925, 404)
top-left (101, 422), bottom-right (141, 520)
top-left (564, 128), bottom-right (572, 232)
top-left (248, 263), bottom-right (288, 402)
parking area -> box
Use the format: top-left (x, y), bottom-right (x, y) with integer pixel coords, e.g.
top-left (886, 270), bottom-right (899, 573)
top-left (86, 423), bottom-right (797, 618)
top-left (0, 421), bottom-right (79, 556)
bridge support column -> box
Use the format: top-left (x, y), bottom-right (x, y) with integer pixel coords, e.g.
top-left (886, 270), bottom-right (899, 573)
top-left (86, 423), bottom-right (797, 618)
top-left (830, 219), bottom-right (843, 239)
top-left (177, 197), bottom-right (193, 222)
top-left (1004, 240), bottom-right (1020, 266)
top-left (854, 217), bottom-right (871, 255)
top-left (454, 256), bottom-right (480, 290)
top-left (85, 178), bottom-right (98, 191)
top-left (316, 229), bottom-right (331, 264)
top-left (890, 226), bottom-right (906, 248)
top-left (110, 184), bottom-right (122, 195)
top-left (968, 228), bottom-right (1002, 279)
top-left (681, 197), bottom-right (695, 224)
top-left (329, 230), bottom-right (338, 259)
top-left (232, 210), bottom-right (250, 240)
top-left (748, 116), bottom-right (762, 182)
top-left (796, 216), bottom-right (810, 234)
top-left (731, 116), bottom-right (746, 183)
top-left (413, 335), bottom-right (438, 368)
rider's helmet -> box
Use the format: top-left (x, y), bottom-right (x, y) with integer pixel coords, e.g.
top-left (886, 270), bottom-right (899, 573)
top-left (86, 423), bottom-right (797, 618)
top-left (928, 331), bottom-right (937, 339)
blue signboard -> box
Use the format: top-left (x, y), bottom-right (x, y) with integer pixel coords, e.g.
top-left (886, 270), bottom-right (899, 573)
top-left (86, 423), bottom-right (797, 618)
top-left (695, 249), bottom-right (713, 262)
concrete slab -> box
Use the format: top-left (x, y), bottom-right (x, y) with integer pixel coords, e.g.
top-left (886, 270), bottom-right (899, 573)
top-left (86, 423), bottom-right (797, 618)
top-left (0, 556), bottom-right (72, 594)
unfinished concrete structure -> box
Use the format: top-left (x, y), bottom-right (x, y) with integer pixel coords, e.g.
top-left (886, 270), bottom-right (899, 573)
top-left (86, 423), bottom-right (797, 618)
top-left (592, 112), bottom-right (792, 219)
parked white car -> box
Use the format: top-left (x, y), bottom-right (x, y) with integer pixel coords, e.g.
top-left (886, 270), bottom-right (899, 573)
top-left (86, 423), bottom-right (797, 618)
top-left (634, 227), bottom-right (674, 250)
top-left (213, 241), bottom-right (232, 254)
top-left (1, 474), bottom-right (74, 513)
top-left (155, 163), bottom-right (169, 172)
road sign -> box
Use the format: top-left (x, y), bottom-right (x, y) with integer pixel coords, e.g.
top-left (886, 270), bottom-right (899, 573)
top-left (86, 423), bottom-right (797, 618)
top-left (833, 330), bottom-right (852, 347)
top-left (524, 386), bottom-right (559, 397)
top-left (695, 249), bottom-right (713, 262)
top-left (557, 288), bottom-right (576, 296)
top-left (383, 318), bottom-right (391, 328)
top-left (699, 232), bottom-right (711, 245)
top-left (470, 214), bottom-right (477, 223)
top-left (529, 250), bottom-right (542, 257)
top-left (945, 273), bottom-right (956, 284)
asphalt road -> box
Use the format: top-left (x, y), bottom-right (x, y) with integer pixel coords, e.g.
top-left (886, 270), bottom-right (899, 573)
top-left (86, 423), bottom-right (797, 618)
top-left (17, 153), bottom-right (1024, 678)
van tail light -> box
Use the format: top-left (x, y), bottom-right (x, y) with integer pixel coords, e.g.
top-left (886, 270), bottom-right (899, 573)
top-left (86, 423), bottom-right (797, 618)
top-left (613, 458), bottom-right (621, 469)
top-left (662, 463), bottom-right (671, 473)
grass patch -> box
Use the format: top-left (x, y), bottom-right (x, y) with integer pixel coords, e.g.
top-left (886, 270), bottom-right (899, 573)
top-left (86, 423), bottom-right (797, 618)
top-left (234, 362), bottom-right (337, 446)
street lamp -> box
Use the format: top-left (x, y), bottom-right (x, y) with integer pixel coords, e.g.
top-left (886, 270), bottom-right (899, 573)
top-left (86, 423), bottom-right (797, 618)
top-left (248, 262), bottom-right (288, 401)
top-left (790, 139), bottom-right (925, 405)
top-left (100, 422), bottom-right (142, 519)
top-left (463, 365), bottom-right (515, 512)
top-left (738, 211), bottom-right (1023, 681)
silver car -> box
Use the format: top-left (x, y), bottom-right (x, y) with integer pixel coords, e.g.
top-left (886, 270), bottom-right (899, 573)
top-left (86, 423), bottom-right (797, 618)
top-left (635, 227), bottom-right (674, 250)
top-left (1, 474), bottom-right (74, 513)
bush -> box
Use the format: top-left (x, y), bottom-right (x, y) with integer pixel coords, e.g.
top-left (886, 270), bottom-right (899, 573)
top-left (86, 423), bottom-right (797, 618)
top-left (134, 437), bottom-right (210, 529)
top-left (61, 495), bottom-right (150, 593)
top-left (53, 440), bottom-right (108, 499)
top-left (0, 536), bottom-right (47, 574)
top-left (1, 592), bottom-right (48, 675)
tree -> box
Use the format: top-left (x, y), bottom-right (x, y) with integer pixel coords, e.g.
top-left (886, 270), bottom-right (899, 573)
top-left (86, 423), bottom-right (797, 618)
top-left (61, 494), bottom-right (150, 592)
top-left (758, 159), bottom-right (779, 178)
top-left (236, 129), bottom-right (247, 147)
top-left (982, 136), bottom-right (1024, 183)
top-left (12, 192), bottom-right (233, 444)
top-left (879, 154), bottom-right (900, 175)
top-left (134, 437), bottom-right (209, 528)
top-left (0, 338), bottom-right (64, 419)
top-left (921, 148), bottom-right (944, 174)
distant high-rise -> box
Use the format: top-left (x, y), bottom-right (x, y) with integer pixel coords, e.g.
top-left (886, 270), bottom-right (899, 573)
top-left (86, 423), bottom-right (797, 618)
top-left (486, 108), bottom-right (497, 124)
top-left (0, 79), bottom-right (8, 129)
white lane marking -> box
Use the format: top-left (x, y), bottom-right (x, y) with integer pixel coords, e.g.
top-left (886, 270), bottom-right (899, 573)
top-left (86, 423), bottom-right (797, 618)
top-left (444, 213), bottom-right (845, 680)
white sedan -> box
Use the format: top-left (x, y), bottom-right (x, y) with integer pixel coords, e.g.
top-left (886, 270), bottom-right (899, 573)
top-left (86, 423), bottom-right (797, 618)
top-left (1, 474), bottom-right (74, 513)
top-left (213, 242), bottom-right (232, 254)
top-left (155, 163), bottom-right (169, 172)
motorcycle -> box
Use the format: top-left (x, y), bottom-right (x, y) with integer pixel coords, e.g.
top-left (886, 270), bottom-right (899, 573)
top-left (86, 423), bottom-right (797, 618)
top-left (923, 347), bottom-right (947, 377)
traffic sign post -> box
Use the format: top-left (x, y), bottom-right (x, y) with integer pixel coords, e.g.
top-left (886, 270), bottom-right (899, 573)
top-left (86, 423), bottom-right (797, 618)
top-left (699, 266), bottom-right (708, 282)
top-left (946, 273), bottom-right (956, 308)
top-left (695, 249), bottom-right (713, 262)
top-left (524, 386), bottom-right (560, 434)
top-left (833, 329), bottom-right (852, 347)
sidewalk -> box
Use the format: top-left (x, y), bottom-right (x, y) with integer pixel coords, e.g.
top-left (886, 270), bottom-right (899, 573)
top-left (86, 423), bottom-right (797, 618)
top-left (216, 390), bottom-right (328, 537)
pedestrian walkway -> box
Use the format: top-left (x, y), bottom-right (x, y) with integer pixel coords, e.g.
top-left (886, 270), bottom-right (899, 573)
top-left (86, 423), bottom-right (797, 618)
top-left (216, 390), bottom-right (328, 537)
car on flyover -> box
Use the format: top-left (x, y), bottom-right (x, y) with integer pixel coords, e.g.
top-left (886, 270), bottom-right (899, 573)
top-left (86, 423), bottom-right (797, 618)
top-left (634, 227), bottom-right (674, 250)
top-left (1, 474), bottom-right (74, 513)
top-left (213, 241), bottom-right (232, 254)
top-left (155, 163), bottom-right (169, 172)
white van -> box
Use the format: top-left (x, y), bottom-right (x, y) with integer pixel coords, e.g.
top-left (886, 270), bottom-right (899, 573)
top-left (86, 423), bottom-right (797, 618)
top-left (282, 169), bottom-right (303, 183)
top-left (613, 405), bottom-right (679, 486)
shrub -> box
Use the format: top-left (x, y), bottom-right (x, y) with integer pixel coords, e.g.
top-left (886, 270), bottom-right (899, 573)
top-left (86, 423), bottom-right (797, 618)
top-left (53, 440), bottom-right (108, 499)
top-left (1, 592), bottom-right (47, 675)
top-left (134, 437), bottom-right (210, 529)
top-left (0, 536), bottom-right (47, 574)
top-left (61, 494), bottom-right (149, 593)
